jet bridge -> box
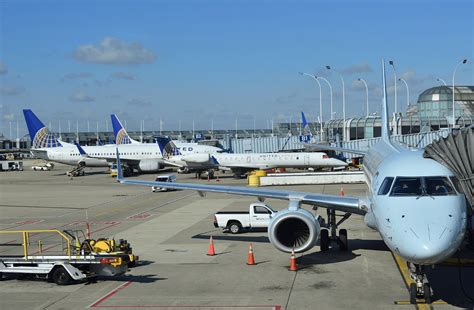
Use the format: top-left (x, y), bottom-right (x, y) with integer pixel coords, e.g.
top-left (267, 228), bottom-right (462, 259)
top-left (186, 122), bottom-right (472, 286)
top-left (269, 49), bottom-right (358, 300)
top-left (423, 127), bottom-right (473, 209)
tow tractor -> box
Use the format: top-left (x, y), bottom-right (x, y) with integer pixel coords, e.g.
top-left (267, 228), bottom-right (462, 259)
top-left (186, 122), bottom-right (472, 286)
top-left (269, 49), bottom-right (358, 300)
top-left (0, 229), bottom-right (137, 285)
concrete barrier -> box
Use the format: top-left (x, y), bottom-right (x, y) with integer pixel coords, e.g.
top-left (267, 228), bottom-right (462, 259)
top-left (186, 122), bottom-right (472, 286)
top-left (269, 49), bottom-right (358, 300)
top-left (259, 171), bottom-right (366, 186)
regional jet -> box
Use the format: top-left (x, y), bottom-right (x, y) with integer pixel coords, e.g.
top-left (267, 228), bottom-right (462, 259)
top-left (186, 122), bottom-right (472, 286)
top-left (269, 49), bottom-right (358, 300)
top-left (115, 61), bottom-right (468, 303)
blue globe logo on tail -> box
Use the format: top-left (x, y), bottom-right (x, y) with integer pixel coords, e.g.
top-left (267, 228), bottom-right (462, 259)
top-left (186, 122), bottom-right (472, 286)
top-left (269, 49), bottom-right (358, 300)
top-left (23, 109), bottom-right (62, 148)
top-left (116, 128), bottom-right (132, 144)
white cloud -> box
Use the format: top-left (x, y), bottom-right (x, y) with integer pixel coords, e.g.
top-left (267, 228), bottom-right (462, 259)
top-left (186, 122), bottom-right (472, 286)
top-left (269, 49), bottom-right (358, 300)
top-left (128, 98), bottom-right (152, 107)
top-left (3, 113), bottom-right (14, 121)
top-left (0, 86), bottom-right (25, 96)
top-left (61, 72), bottom-right (94, 81)
top-left (342, 63), bottom-right (373, 75)
top-left (74, 37), bottom-right (156, 64)
top-left (69, 91), bottom-right (95, 102)
top-left (112, 72), bottom-right (136, 80)
top-left (0, 62), bottom-right (8, 75)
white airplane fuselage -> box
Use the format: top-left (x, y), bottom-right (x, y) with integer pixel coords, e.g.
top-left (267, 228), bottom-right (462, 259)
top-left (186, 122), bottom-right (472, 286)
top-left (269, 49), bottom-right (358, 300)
top-left (362, 139), bottom-right (467, 265)
top-left (169, 152), bottom-right (347, 171)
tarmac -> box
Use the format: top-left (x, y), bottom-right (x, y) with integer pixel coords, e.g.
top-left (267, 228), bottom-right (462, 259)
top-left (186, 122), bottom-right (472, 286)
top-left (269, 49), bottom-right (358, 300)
top-left (0, 161), bottom-right (473, 310)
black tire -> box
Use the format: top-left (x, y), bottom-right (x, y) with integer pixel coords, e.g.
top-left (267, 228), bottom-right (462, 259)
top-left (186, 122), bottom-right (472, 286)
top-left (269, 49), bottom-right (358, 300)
top-left (52, 267), bottom-right (72, 285)
top-left (339, 229), bottom-right (348, 251)
top-left (409, 283), bottom-right (417, 304)
top-left (228, 221), bottom-right (242, 234)
top-left (423, 283), bottom-right (431, 304)
top-left (320, 229), bottom-right (329, 251)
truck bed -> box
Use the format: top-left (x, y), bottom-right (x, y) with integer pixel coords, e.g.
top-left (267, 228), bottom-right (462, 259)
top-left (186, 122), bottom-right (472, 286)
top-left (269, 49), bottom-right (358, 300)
top-left (215, 211), bottom-right (249, 214)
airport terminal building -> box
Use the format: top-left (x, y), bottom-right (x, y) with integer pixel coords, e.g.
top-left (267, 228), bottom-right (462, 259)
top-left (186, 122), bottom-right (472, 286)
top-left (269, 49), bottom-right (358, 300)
top-left (322, 85), bottom-right (474, 141)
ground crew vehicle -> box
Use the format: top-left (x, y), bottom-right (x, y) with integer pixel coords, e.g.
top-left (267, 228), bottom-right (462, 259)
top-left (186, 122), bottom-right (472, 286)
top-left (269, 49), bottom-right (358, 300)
top-left (213, 203), bottom-right (277, 234)
top-left (151, 175), bottom-right (177, 192)
top-left (0, 229), bottom-right (133, 285)
top-left (32, 162), bottom-right (54, 171)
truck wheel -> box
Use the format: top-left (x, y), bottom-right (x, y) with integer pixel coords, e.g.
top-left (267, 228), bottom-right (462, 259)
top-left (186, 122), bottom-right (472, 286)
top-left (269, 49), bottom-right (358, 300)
top-left (52, 267), bottom-right (72, 285)
top-left (228, 221), bottom-right (242, 234)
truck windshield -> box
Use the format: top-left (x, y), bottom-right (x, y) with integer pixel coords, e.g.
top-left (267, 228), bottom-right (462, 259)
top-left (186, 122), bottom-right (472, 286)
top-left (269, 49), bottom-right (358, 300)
top-left (254, 206), bottom-right (272, 214)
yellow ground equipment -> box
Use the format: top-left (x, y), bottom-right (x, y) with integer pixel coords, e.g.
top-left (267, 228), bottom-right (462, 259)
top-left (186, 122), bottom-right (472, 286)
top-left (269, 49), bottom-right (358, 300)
top-left (80, 237), bottom-right (138, 267)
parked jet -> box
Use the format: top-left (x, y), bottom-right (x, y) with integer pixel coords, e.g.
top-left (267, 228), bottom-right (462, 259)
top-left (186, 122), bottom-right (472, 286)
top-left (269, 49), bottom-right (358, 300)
top-left (116, 60), bottom-right (468, 303)
top-left (158, 138), bottom-right (347, 178)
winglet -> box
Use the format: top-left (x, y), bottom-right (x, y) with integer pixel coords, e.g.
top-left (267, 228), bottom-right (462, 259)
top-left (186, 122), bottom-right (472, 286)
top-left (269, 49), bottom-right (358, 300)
top-left (381, 59), bottom-right (390, 142)
top-left (116, 147), bottom-right (124, 181)
top-left (74, 142), bottom-right (88, 157)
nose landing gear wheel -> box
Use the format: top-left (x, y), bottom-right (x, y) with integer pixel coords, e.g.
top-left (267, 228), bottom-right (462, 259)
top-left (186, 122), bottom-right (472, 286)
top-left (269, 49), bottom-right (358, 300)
top-left (409, 283), bottom-right (417, 304)
top-left (423, 283), bottom-right (432, 304)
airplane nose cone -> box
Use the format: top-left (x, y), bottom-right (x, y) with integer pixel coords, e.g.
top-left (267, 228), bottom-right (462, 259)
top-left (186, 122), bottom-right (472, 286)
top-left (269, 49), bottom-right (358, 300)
top-left (396, 221), bottom-right (463, 265)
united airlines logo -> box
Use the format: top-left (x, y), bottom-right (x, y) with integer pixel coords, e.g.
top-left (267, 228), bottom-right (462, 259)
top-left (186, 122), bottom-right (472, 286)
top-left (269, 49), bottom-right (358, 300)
top-left (162, 142), bottom-right (181, 159)
top-left (116, 129), bottom-right (132, 144)
top-left (33, 127), bottom-right (62, 148)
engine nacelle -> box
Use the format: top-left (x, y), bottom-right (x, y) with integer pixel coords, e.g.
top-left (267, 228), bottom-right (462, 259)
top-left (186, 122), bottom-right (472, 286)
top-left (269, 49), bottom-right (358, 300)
top-left (268, 208), bottom-right (320, 253)
top-left (181, 153), bottom-right (210, 163)
top-left (138, 159), bottom-right (163, 172)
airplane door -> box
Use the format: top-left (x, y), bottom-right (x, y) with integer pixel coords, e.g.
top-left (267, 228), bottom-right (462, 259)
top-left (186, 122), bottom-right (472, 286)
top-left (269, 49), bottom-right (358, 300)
top-left (304, 155), bottom-right (310, 165)
top-left (252, 206), bottom-right (272, 228)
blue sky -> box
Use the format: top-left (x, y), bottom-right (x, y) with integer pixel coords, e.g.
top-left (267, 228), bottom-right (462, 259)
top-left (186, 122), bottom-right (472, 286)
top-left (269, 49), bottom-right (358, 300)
top-left (0, 0), bottom-right (472, 137)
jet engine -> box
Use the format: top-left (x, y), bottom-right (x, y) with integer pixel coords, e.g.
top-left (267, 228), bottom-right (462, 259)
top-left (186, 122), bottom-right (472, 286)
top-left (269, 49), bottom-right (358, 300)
top-left (268, 207), bottom-right (320, 253)
top-left (138, 159), bottom-right (163, 172)
top-left (181, 153), bottom-right (210, 163)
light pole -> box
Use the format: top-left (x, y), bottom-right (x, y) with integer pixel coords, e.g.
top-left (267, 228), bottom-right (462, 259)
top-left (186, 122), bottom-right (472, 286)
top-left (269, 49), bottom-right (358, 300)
top-left (436, 78), bottom-right (447, 86)
top-left (389, 60), bottom-right (398, 113)
top-left (316, 76), bottom-right (333, 120)
top-left (398, 78), bottom-right (410, 114)
top-left (357, 78), bottom-right (369, 117)
top-left (326, 66), bottom-right (345, 141)
top-left (299, 72), bottom-right (323, 141)
top-left (452, 59), bottom-right (468, 128)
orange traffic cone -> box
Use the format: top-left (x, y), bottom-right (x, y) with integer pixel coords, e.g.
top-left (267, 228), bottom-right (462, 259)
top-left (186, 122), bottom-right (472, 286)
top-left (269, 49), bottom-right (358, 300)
top-left (216, 172), bottom-right (220, 182)
top-left (340, 187), bottom-right (345, 196)
top-left (207, 174), bottom-right (210, 182)
top-left (207, 236), bottom-right (216, 256)
top-left (289, 248), bottom-right (297, 271)
top-left (247, 243), bottom-right (255, 265)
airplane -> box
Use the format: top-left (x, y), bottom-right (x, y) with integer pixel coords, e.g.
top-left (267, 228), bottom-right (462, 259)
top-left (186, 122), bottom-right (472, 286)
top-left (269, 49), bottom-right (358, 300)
top-left (157, 137), bottom-right (347, 178)
top-left (110, 114), bottom-right (222, 154)
top-left (115, 60), bottom-right (468, 303)
top-left (23, 110), bottom-right (223, 174)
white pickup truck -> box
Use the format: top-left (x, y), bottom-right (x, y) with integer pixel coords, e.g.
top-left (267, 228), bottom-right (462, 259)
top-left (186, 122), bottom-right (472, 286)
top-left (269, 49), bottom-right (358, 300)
top-left (213, 203), bottom-right (277, 234)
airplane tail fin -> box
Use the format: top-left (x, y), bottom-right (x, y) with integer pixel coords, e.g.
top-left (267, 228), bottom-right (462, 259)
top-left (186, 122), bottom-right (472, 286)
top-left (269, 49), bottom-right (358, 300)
top-left (23, 109), bottom-right (62, 148)
top-left (155, 136), bottom-right (182, 158)
top-left (381, 59), bottom-right (391, 142)
top-left (111, 114), bottom-right (140, 145)
top-left (301, 111), bottom-right (313, 135)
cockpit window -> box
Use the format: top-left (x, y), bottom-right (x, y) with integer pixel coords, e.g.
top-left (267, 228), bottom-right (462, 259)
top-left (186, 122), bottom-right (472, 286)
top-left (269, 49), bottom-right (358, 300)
top-left (449, 176), bottom-right (462, 193)
top-left (378, 177), bottom-right (394, 195)
top-left (390, 177), bottom-right (422, 196)
top-left (425, 177), bottom-right (455, 196)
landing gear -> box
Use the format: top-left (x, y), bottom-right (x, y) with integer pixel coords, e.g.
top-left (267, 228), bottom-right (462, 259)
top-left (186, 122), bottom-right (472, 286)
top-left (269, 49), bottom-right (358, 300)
top-left (408, 263), bottom-right (432, 304)
top-left (318, 209), bottom-right (351, 251)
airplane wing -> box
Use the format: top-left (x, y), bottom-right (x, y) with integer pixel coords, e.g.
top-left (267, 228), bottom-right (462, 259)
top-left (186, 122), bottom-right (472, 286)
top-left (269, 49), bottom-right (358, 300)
top-left (116, 149), bottom-right (366, 215)
top-left (301, 143), bottom-right (367, 155)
